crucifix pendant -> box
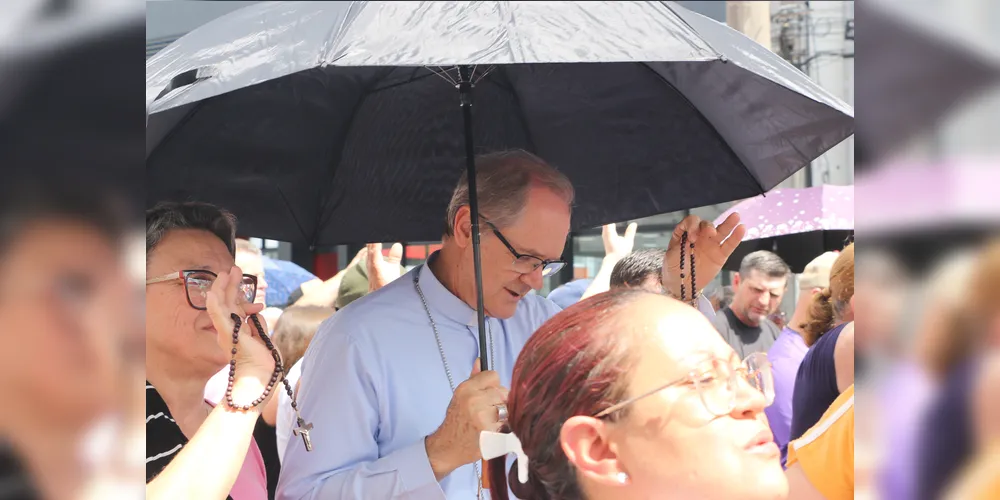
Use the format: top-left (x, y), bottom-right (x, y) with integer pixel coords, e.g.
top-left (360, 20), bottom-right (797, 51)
top-left (293, 416), bottom-right (314, 452)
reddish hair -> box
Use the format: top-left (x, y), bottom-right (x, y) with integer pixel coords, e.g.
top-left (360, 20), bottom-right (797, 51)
top-left (489, 289), bottom-right (647, 500)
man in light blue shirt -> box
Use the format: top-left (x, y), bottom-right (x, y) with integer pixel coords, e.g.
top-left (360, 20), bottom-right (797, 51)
top-left (277, 150), bottom-right (744, 500)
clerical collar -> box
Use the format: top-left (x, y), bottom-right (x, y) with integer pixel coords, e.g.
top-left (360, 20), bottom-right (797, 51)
top-left (419, 252), bottom-right (483, 327)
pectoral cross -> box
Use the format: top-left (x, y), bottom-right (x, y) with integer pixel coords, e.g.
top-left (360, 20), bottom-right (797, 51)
top-left (293, 416), bottom-right (314, 452)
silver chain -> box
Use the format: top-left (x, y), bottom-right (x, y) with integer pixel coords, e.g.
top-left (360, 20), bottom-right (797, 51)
top-left (414, 267), bottom-right (494, 500)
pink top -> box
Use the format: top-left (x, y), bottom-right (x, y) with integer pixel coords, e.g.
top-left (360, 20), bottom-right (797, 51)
top-left (205, 400), bottom-right (268, 500)
top-left (231, 438), bottom-right (268, 500)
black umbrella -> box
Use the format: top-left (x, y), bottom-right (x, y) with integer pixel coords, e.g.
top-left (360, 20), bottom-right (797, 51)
top-left (146, 1), bottom-right (854, 370)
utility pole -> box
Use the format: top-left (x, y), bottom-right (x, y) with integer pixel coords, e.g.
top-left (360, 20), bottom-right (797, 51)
top-left (726, 1), bottom-right (773, 48)
top-left (726, 1), bottom-right (807, 189)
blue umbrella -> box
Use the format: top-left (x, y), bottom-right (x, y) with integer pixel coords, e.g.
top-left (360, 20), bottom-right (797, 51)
top-left (262, 256), bottom-right (318, 308)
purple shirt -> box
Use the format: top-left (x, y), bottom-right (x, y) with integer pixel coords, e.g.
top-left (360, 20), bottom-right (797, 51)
top-left (764, 326), bottom-right (808, 465)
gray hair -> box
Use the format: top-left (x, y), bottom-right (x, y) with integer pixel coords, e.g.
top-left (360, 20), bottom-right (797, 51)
top-left (444, 150), bottom-right (575, 236)
top-left (146, 201), bottom-right (237, 263)
top-left (739, 250), bottom-right (791, 280)
top-left (236, 238), bottom-right (262, 257)
top-left (610, 248), bottom-right (665, 289)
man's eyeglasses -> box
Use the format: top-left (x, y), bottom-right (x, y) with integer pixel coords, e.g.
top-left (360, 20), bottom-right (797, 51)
top-left (480, 216), bottom-right (567, 277)
top-left (594, 352), bottom-right (774, 418)
top-left (146, 270), bottom-right (257, 310)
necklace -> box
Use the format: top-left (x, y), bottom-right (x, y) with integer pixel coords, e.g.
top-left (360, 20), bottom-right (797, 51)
top-left (414, 267), bottom-right (494, 500)
top-left (225, 313), bottom-right (314, 452)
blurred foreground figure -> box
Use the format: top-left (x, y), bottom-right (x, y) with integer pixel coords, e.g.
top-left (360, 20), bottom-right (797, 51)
top-left (483, 290), bottom-right (786, 500)
top-left (0, 183), bottom-right (131, 500)
top-left (917, 239), bottom-right (1000, 500)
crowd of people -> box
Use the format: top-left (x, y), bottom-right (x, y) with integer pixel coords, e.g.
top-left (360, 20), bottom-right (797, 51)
top-left (132, 149), bottom-right (998, 500)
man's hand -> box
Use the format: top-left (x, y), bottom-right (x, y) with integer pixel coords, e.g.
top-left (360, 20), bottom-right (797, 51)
top-left (602, 222), bottom-right (638, 262)
top-left (425, 360), bottom-right (508, 481)
top-left (366, 243), bottom-right (404, 292)
top-left (662, 213), bottom-right (745, 300)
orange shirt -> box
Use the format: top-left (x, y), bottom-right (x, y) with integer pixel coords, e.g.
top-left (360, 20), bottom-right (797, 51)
top-left (786, 384), bottom-right (854, 500)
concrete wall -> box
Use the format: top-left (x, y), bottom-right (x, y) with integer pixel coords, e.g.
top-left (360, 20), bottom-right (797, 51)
top-left (804, 0), bottom-right (854, 186)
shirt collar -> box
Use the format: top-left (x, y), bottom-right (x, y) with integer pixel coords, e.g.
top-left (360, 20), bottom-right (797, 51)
top-left (419, 252), bottom-right (482, 327)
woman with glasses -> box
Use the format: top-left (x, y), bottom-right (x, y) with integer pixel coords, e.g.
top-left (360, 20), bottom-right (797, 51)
top-left (145, 201), bottom-right (276, 500)
top-left (484, 288), bottom-right (786, 500)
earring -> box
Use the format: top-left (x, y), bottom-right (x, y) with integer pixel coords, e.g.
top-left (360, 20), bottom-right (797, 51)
top-left (617, 472), bottom-right (629, 484)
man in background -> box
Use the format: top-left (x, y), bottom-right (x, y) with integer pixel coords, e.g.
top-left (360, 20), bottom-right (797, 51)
top-left (609, 248), bottom-right (666, 293)
top-left (765, 251), bottom-right (839, 465)
top-left (712, 250), bottom-right (790, 358)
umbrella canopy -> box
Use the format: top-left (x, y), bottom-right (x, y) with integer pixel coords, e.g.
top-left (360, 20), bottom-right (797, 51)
top-left (146, 0), bottom-right (854, 247)
top-left (262, 256), bottom-right (319, 308)
top-left (715, 185), bottom-right (853, 273)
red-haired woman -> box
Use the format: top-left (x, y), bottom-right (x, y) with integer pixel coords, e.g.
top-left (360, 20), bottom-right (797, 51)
top-left (482, 288), bottom-right (786, 500)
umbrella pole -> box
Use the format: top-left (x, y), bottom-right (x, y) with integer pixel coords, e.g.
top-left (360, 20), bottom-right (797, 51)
top-left (457, 64), bottom-right (493, 491)
top-left (457, 65), bottom-right (490, 374)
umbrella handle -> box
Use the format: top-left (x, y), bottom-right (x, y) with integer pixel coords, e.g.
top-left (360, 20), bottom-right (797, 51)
top-left (482, 460), bottom-right (491, 489)
top-left (456, 64), bottom-right (491, 373)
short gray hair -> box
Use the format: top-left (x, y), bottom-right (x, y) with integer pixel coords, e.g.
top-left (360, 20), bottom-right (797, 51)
top-left (610, 248), bottom-right (665, 289)
top-left (739, 250), bottom-right (791, 280)
top-left (444, 150), bottom-right (574, 236)
top-left (146, 201), bottom-right (237, 263)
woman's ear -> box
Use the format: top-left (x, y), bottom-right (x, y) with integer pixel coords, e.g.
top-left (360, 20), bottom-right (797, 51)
top-left (560, 416), bottom-right (630, 487)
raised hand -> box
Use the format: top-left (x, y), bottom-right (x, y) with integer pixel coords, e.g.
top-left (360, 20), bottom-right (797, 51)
top-left (367, 242), bottom-right (404, 292)
top-left (205, 265), bottom-right (276, 402)
top-left (662, 213), bottom-right (745, 300)
top-left (602, 222), bottom-right (638, 261)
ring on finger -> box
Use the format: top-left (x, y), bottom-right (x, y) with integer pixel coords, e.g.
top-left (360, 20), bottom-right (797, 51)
top-left (496, 404), bottom-right (508, 423)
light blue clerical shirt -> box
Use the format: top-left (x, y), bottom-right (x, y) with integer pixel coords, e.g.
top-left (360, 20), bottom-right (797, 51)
top-left (276, 256), bottom-right (561, 500)
top-left (276, 253), bottom-right (717, 500)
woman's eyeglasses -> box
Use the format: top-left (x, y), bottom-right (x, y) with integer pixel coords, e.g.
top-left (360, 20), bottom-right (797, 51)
top-left (146, 270), bottom-right (257, 310)
top-left (595, 352), bottom-right (775, 418)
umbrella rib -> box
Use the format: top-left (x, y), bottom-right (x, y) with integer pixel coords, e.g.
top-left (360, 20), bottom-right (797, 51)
top-left (431, 66), bottom-right (459, 87)
top-left (638, 61), bottom-right (767, 197)
top-left (274, 183), bottom-right (311, 247)
top-left (146, 99), bottom-right (207, 161)
top-left (312, 67), bottom-right (398, 246)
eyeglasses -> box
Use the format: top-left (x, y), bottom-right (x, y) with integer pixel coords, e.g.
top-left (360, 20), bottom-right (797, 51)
top-left (594, 352), bottom-right (774, 418)
top-left (146, 270), bottom-right (257, 310)
top-left (480, 216), bottom-right (567, 277)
